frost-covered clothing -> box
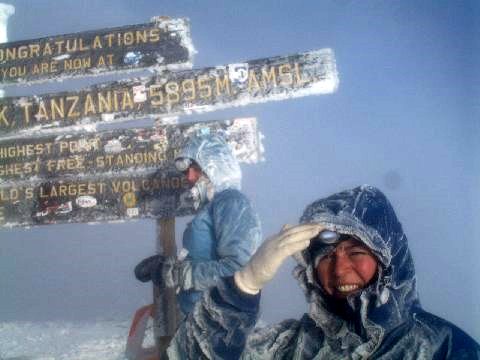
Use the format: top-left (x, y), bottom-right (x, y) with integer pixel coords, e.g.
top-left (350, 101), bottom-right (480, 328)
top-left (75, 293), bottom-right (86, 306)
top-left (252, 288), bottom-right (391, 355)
top-left (175, 134), bottom-right (262, 314)
top-left (168, 185), bottom-right (480, 359)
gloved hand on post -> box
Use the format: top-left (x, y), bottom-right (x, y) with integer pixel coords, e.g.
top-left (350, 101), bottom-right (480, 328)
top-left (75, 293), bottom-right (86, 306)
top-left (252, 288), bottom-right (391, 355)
top-left (134, 255), bottom-right (179, 289)
top-left (234, 223), bottom-right (323, 294)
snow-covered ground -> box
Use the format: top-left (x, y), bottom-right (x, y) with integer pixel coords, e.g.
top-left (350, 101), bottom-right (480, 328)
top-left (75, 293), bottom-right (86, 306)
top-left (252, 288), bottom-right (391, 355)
top-left (0, 320), bottom-right (132, 360)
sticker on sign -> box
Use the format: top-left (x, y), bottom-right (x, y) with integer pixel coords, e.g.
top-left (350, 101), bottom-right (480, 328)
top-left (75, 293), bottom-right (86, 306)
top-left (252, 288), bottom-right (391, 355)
top-left (76, 195), bottom-right (97, 208)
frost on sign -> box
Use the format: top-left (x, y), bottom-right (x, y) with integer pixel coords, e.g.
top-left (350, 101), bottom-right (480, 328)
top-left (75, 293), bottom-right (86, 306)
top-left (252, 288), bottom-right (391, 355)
top-left (0, 117), bottom-right (263, 227)
top-left (0, 48), bottom-right (338, 137)
top-left (0, 17), bottom-right (194, 85)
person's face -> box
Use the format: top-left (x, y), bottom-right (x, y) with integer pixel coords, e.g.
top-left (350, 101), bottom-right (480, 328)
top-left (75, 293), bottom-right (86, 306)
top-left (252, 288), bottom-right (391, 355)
top-left (184, 165), bottom-right (202, 185)
top-left (316, 238), bottom-right (378, 299)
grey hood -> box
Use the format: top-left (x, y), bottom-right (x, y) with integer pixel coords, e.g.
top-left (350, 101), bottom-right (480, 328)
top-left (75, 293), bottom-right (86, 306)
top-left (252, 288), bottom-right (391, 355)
top-left (294, 185), bottom-right (420, 356)
top-left (175, 133), bottom-right (241, 193)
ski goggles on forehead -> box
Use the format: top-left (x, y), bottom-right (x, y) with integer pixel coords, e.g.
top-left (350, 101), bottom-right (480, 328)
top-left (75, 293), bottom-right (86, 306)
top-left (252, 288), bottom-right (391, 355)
top-left (314, 230), bottom-right (340, 244)
top-left (174, 157), bottom-right (192, 172)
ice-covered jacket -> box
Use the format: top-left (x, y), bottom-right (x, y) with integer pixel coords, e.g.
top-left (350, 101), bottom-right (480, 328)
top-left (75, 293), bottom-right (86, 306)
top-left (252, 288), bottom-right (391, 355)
top-left (175, 134), bottom-right (262, 314)
top-left (168, 185), bottom-right (479, 359)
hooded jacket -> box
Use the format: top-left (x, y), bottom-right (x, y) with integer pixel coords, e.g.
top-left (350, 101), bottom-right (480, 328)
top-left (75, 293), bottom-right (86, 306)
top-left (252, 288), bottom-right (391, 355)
top-left (168, 185), bottom-right (479, 359)
top-left (175, 133), bottom-right (262, 315)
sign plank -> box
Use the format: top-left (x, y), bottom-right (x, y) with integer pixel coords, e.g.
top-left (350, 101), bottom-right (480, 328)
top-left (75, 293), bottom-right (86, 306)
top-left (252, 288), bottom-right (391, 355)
top-left (0, 49), bottom-right (338, 137)
top-left (0, 117), bottom-right (261, 183)
top-left (0, 117), bottom-right (263, 227)
top-left (0, 17), bottom-right (194, 85)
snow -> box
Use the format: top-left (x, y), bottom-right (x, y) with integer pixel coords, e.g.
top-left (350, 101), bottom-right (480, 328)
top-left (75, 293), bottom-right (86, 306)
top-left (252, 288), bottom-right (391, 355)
top-left (0, 3), bottom-right (15, 99)
top-left (0, 320), bottom-right (131, 360)
top-left (0, 3), bottom-right (14, 43)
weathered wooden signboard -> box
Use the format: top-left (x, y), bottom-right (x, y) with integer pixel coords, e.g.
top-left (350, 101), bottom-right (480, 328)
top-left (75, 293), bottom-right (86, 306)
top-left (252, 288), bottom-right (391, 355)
top-left (0, 117), bottom-right (262, 227)
top-left (0, 17), bottom-right (194, 85)
top-left (0, 48), bottom-right (338, 137)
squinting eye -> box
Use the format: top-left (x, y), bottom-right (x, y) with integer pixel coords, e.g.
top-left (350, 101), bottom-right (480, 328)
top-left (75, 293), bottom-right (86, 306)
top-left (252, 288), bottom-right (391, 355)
top-left (350, 251), bottom-right (368, 256)
top-left (322, 252), bottom-right (335, 261)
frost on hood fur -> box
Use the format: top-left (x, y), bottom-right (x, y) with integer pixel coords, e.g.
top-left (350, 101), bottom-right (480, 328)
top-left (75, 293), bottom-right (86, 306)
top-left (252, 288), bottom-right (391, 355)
top-left (175, 133), bottom-right (242, 193)
top-left (293, 185), bottom-right (420, 356)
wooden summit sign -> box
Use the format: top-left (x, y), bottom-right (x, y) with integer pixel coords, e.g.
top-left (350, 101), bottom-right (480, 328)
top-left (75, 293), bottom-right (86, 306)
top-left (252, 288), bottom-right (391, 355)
top-left (0, 117), bottom-right (262, 227)
top-left (0, 48), bottom-right (338, 137)
top-left (0, 17), bottom-right (194, 85)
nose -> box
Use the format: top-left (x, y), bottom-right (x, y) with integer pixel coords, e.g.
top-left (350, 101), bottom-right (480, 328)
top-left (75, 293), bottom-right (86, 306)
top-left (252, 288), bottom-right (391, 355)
top-left (185, 168), bottom-right (197, 184)
top-left (333, 253), bottom-right (353, 278)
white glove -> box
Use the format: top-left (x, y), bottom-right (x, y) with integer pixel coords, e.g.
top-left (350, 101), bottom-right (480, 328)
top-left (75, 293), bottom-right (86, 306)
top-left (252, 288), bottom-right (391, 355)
top-left (234, 223), bottom-right (323, 294)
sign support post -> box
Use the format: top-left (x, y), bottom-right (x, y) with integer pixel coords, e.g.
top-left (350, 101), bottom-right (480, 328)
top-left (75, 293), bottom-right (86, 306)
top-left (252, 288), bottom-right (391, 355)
top-left (154, 217), bottom-right (178, 359)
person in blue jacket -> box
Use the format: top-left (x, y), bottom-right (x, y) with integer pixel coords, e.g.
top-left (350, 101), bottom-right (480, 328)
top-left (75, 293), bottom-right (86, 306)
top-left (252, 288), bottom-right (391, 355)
top-left (134, 133), bottom-right (262, 315)
top-left (167, 185), bottom-right (480, 359)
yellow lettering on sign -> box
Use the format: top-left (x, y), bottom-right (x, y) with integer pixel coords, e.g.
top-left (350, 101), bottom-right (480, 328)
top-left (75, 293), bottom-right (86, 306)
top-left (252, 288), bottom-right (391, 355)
top-left (50, 97), bottom-right (64, 120)
top-left (21, 102), bottom-right (33, 124)
top-left (43, 43), bottom-right (53, 56)
top-left (93, 35), bottom-right (103, 49)
top-left (32, 63), bottom-right (41, 75)
top-left (5, 48), bottom-right (15, 61)
top-left (149, 28), bottom-right (160, 42)
top-left (165, 82), bottom-right (180, 104)
top-left (121, 90), bottom-right (134, 111)
top-left (54, 40), bottom-right (65, 54)
top-left (65, 39), bottom-right (78, 53)
top-left (278, 64), bottom-right (293, 86)
top-left (79, 38), bottom-right (89, 51)
top-left (18, 46), bottom-right (29, 59)
top-left (0, 187), bottom-right (20, 203)
top-left (97, 55), bottom-right (106, 67)
top-left (66, 96), bottom-right (80, 118)
top-left (25, 187), bottom-right (34, 200)
top-left (84, 93), bottom-right (97, 115)
top-left (46, 156), bottom-right (85, 172)
top-left (57, 185), bottom-right (67, 196)
top-left (64, 57), bottom-right (91, 71)
top-left (98, 91), bottom-right (112, 112)
top-left (149, 85), bottom-right (164, 106)
top-left (182, 79), bottom-right (196, 101)
top-left (294, 63), bottom-right (308, 85)
top-left (36, 102), bottom-right (49, 122)
top-left (0, 161), bottom-right (40, 177)
top-left (136, 30), bottom-right (147, 44)
top-left (123, 32), bottom-right (134, 46)
top-left (29, 44), bottom-right (40, 58)
top-left (261, 66), bottom-right (277, 88)
top-left (40, 62), bottom-right (49, 73)
top-left (0, 106), bottom-right (10, 127)
top-left (0, 65), bottom-right (26, 79)
top-left (197, 76), bottom-right (212, 99)
top-left (247, 70), bottom-right (260, 91)
top-left (216, 74), bottom-right (230, 96)
top-left (105, 33), bottom-right (114, 47)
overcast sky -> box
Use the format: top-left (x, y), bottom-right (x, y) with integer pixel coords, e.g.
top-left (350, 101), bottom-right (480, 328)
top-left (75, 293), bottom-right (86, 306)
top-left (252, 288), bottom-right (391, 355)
top-left (0, 0), bottom-right (478, 342)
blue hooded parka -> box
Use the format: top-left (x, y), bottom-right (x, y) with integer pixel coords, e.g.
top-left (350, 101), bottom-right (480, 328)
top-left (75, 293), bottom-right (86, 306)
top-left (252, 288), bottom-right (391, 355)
top-left (168, 185), bottom-right (479, 359)
top-left (174, 133), bottom-right (262, 315)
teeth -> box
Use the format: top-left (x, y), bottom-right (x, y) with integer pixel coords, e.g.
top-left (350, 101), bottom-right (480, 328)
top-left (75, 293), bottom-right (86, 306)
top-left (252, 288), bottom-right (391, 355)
top-left (337, 284), bottom-right (359, 292)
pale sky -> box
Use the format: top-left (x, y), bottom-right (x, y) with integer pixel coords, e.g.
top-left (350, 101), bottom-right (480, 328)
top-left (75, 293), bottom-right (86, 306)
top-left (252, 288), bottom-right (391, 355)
top-left (1, 0), bottom-right (478, 342)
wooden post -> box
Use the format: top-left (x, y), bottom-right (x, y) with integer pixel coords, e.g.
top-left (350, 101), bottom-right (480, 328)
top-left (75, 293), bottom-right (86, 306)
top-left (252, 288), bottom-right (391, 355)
top-left (154, 217), bottom-right (178, 359)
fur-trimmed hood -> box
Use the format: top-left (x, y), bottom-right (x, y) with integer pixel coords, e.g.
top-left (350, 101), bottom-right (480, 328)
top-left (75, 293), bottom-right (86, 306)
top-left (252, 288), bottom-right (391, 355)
top-left (294, 185), bottom-right (420, 356)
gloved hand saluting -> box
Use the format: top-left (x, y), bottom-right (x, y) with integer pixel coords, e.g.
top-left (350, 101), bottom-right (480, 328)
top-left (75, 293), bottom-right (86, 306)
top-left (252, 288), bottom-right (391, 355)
top-left (234, 223), bottom-right (323, 294)
top-left (134, 255), bottom-right (178, 289)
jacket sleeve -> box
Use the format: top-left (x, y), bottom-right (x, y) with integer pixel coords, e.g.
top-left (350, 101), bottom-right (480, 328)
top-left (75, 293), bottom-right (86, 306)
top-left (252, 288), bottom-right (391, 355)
top-left (178, 190), bottom-right (262, 291)
top-left (167, 276), bottom-right (261, 359)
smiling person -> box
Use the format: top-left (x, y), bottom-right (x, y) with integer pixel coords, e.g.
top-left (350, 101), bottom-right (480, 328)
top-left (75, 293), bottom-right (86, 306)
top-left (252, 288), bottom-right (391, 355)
top-left (168, 185), bottom-right (479, 359)
top-left (134, 133), bottom-right (262, 316)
